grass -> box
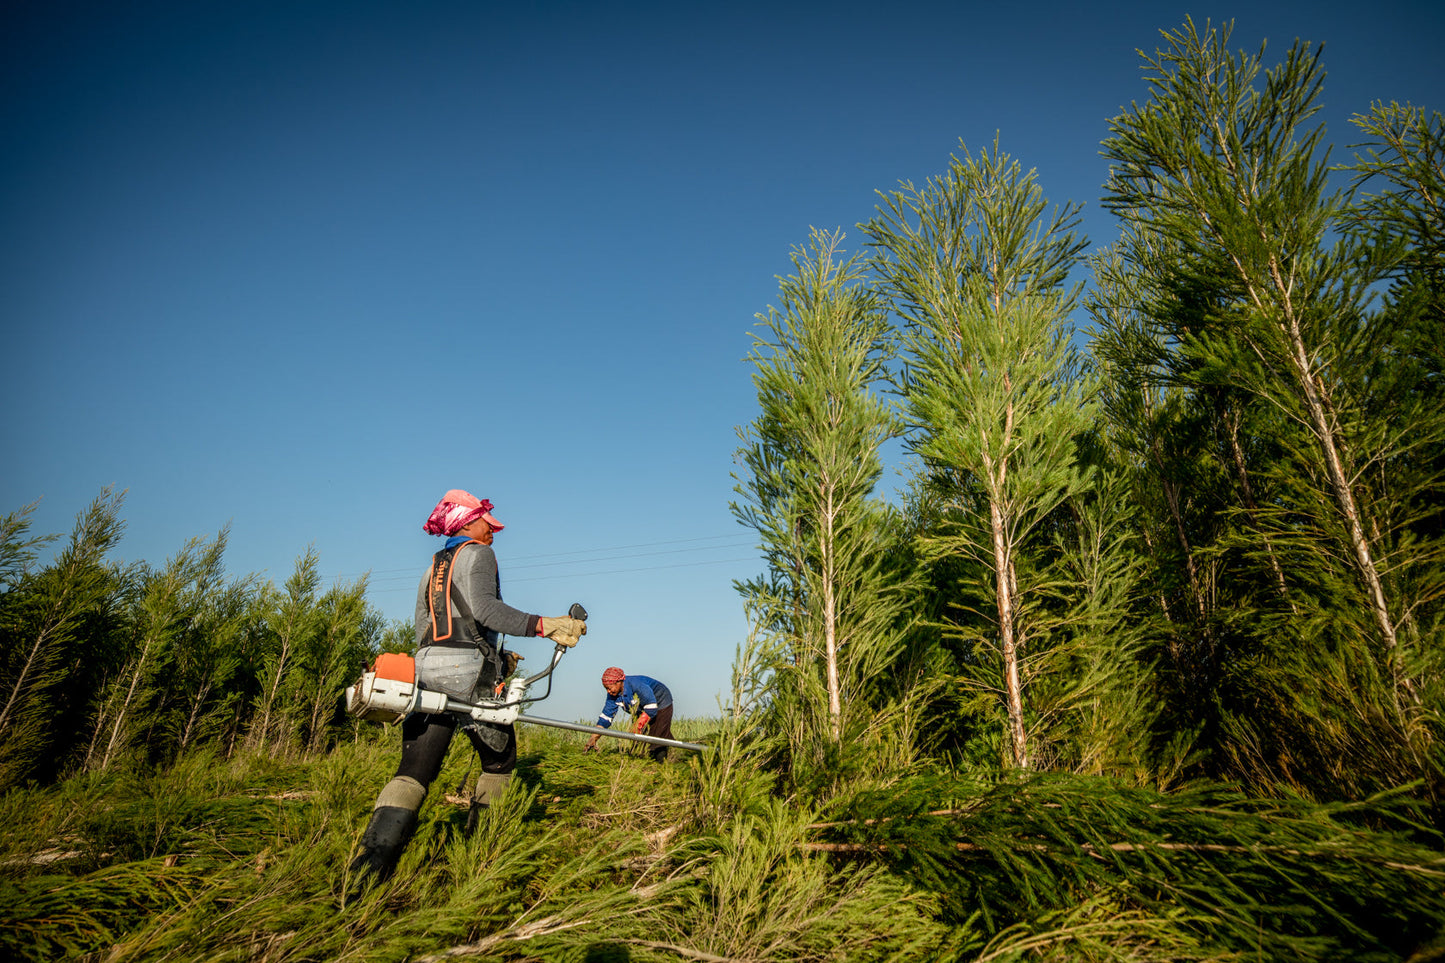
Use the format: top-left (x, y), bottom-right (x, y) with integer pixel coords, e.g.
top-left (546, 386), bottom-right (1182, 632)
top-left (4, 720), bottom-right (1443, 961)
top-left (0, 720), bottom-right (949, 963)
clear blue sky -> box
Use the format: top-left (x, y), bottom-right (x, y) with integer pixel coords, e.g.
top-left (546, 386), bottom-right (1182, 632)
top-left (3, 0), bottom-right (1442, 723)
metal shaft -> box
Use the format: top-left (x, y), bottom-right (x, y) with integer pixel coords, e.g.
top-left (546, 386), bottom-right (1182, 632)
top-left (517, 713), bottom-right (711, 752)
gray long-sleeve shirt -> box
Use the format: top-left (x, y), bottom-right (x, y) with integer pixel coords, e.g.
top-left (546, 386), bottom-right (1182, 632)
top-left (414, 540), bottom-right (539, 647)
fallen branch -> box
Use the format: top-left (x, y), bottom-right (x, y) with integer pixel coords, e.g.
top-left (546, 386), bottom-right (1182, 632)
top-left (801, 839), bottom-right (1445, 876)
top-left (625, 939), bottom-right (742, 962)
top-left (413, 915), bottom-right (590, 962)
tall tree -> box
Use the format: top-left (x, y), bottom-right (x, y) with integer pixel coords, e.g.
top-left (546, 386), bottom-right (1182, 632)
top-left (1102, 20), bottom-right (1397, 648)
top-left (734, 228), bottom-right (914, 775)
top-left (247, 549), bottom-right (320, 755)
top-left (1099, 20), bottom-right (1445, 791)
top-left (84, 532), bottom-right (228, 773)
top-left (298, 578), bottom-right (374, 754)
top-left (166, 572), bottom-right (253, 754)
top-left (0, 490), bottom-right (127, 789)
top-left (865, 138), bottom-right (1093, 770)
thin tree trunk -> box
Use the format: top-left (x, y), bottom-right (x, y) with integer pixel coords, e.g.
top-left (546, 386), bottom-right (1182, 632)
top-left (251, 637), bottom-right (292, 753)
top-left (1139, 526), bottom-right (1173, 622)
top-left (821, 488), bottom-right (842, 742)
top-left (1200, 135), bottom-right (1399, 658)
top-left (1285, 315), bottom-right (1397, 651)
top-left (990, 494), bottom-right (1028, 770)
top-left (0, 625), bottom-right (57, 734)
top-left (986, 369), bottom-right (1028, 770)
top-left (1223, 405), bottom-right (1296, 613)
top-left (179, 679), bottom-right (212, 750)
top-left (94, 636), bottom-right (154, 772)
top-left (792, 518), bottom-right (805, 667)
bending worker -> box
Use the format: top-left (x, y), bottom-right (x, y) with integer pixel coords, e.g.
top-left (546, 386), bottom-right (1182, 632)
top-left (350, 489), bottom-right (587, 883)
top-left (584, 667), bottom-right (675, 762)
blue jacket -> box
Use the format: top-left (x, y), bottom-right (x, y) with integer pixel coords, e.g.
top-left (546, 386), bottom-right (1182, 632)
top-left (597, 675), bottom-right (672, 728)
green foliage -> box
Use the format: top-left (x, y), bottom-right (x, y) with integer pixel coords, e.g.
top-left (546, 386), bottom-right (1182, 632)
top-left (0, 493), bottom-right (387, 787)
top-left (824, 771), bottom-right (1445, 961)
top-left (0, 728), bottom-right (953, 963)
top-left (0, 489), bottom-right (129, 791)
top-left (1093, 18), bottom-right (1445, 798)
top-left (8, 734), bottom-right (1440, 962)
top-left (84, 530), bottom-right (232, 774)
top-left (865, 136), bottom-right (1101, 771)
top-left (733, 227), bottom-right (922, 792)
top-left (249, 547), bottom-right (324, 755)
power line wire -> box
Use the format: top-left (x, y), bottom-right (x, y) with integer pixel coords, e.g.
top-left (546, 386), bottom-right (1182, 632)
top-left (325, 533), bottom-right (756, 583)
top-left (366, 554), bottom-right (760, 595)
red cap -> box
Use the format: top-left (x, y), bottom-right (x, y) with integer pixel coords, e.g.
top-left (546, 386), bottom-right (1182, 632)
top-left (601, 667), bottom-right (625, 685)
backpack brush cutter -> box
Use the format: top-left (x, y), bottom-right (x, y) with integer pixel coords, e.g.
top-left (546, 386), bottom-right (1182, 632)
top-left (343, 602), bottom-right (709, 753)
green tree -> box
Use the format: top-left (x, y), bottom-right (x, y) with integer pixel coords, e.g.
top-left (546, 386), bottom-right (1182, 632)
top-left (1346, 102), bottom-right (1444, 330)
top-left (297, 578), bottom-right (375, 753)
top-left (83, 531), bottom-right (229, 773)
top-left (247, 549), bottom-right (321, 755)
top-left (162, 562), bottom-right (256, 755)
top-left (1087, 234), bottom-right (1286, 759)
top-left (865, 138), bottom-right (1094, 770)
top-left (1099, 20), bottom-right (1445, 792)
top-left (733, 228), bottom-right (916, 784)
top-left (0, 490), bottom-right (127, 789)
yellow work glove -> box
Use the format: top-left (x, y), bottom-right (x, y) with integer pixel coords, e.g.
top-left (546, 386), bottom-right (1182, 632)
top-left (538, 615), bottom-right (587, 647)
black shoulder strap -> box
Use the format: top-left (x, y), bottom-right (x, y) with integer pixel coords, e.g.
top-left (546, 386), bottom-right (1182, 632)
top-left (427, 540), bottom-right (481, 642)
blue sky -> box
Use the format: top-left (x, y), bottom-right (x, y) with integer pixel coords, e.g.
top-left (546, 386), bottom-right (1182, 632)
top-left (3, 0), bottom-right (1442, 723)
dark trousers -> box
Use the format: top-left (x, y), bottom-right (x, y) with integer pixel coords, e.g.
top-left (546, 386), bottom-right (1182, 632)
top-left (396, 712), bottom-right (515, 789)
top-left (645, 704), bottom-right (674, 762)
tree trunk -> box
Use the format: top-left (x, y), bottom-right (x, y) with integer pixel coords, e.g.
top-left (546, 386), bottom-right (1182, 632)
top-left (821, 488), bottom-right (842, 742)
top-left (1150, 436), bottom-right (1206, 622)
top-left (251, 640), bottom-right (291, 754)
top-left (0, 625), bottom-right (56, 735)
top-left (990, 493), bottom-right (1028, 770)
top-left (179, 679), bottom-right (212, 750)
top-left (93, 636), bottom-right (154, 773)
top-left (1286, 316), bottom-right (1397, 652)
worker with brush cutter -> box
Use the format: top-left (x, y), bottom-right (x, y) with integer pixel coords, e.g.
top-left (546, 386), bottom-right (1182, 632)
top-left (349, 489), bottom-right (588, 884)
top-left (584, 667), bottom-right (676, 762)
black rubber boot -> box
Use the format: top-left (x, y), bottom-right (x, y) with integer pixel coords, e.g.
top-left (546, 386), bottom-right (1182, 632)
top-left (349, 805), bottom-right (419, 884)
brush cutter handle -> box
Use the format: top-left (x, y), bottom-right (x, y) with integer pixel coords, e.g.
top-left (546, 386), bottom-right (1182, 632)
top-left (523, 601), bottom-right (588, 686)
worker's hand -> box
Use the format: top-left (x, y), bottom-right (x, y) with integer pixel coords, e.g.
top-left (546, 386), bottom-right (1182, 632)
top-left (539, 615), bottom-right (587, 647)
top-left (633, 713), bottom-right (651, 734)
top-left (503, 651), bottom-right (524, 676)
top-left (584, 734), bottom-right (600, 752)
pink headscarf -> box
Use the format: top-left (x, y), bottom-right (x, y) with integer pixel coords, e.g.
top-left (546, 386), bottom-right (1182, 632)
top-left (423, 489), bottom-right (505, 536)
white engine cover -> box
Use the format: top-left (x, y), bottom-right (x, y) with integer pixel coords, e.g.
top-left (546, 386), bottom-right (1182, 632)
top-left (345, 672), bottom-right (528, 725)
top-left (344, 672), bottom-right (447, 724)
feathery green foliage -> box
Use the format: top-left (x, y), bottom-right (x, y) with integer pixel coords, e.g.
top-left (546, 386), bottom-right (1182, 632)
top-left (0, 489), bottom-right (128, 791)
top-left (819, 771), bottom-right (1445, 960)
top-left (865, 137), bottom-right (1096, 771)
top-left (733, 227), bottom-right (921, 794)
top-left (83, 531), bottom-right (231, 774)
top-left (1095, 18), bottom-right (1445, 797)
